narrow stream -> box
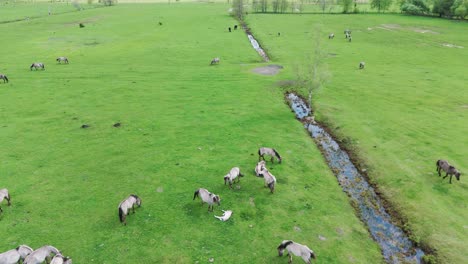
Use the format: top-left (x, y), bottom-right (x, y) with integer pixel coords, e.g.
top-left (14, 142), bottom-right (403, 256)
top-left (242, 30), bottom-right (426, 263)
top-left (287, 93), bottom-right (425, 264)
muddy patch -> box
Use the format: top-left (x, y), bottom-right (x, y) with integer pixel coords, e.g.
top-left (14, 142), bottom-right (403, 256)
top-left (442, 43), bottom-right (464, 49)
top-left (381, 24), bottom-right (401, 30)
top-left (252, 65), bottom-right (283, 75)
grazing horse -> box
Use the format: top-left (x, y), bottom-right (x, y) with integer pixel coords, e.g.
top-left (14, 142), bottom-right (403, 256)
top-left (277, 240), bottom-right (316, 264)
top-left (0, 188), bottom-right (11, 213)
top-left (234, 25), bottom-right (238, 30)
top-left (261, 167), bottom-right (277, 193)
top-left (24, 245), bottom-right (60, 264)
top-left (255, 160), bottom-right (266, 177)
top-left (359, 62), bottom-right (365, 69)
top-left (30, 63), bottom-right (45, 71)
top-left (436, 159), bottom-right (461, 184)
top-left (0, 74), bottom-right (8, 83)
top-left (118, 194), bottom-right (142, 225)
top-left (328, 33), bottom-right (334, 39)
top-left (228, 27), bottom-right (232, 32)
top-left (258, 147), bottom-right (282, 163)
top-left (224, 167), bottom-right (244, 189)
top-left (56, 57), bottom-right (69, 64)
top-left (193, 188), bottom-right (220, 212)
top-left (50, 253), bottom-right (72, 264)
top-left (344, 29), bottom-right (351, 35)
top-left (210, 57), bottom-right (220, 65)
top-left (0, 245), bottom-right (33, 264)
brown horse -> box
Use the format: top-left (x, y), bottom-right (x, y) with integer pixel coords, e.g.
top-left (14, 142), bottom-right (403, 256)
top-left (436, 159), bottom-right (461, 183)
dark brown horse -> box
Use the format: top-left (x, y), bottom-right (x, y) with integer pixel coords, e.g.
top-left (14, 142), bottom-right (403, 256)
top-left (436, 159), bottom-right (461, 183)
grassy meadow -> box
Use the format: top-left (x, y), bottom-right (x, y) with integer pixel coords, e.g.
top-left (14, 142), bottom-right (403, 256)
top-left (246, 13), bottom-right (467, 263)
top-left (0, 3), bottom-right (384, 264)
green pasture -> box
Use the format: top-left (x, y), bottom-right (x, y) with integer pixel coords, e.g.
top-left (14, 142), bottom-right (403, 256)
top-left (0, 3), bottom-right (383, 263)
top-left (246, 12), bottom-right (467, 263)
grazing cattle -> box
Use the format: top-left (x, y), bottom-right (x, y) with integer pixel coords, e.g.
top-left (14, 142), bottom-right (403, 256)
top-left (56, 57), bottom-right (69, 64)
top-left (277, 240), bottom-right (316, 264)
top-left (0, 245), bottom-right (33, 264)
top-left (261, 167), bottom-right (277, 193)
top-left (234, 25), bottom-right (238, 30)
top-left (224, 167), bottom-right (244, 189)
top-left (118, 194), bottom-right (142, 225)
top-left (228, 27), bottom-right (231, 32)
top-left (0, 74), bottom-right (9, 83)
top-left (328, 33), bottom-right (334, 39)
top-left (436, 159), bottom-right (461, 184)
top-left (359, 62), bottom-right (365, 69)
top-left (30, 62), bottom-right (45, 71)
top-left (24, 245), bottom-right (60, 264)
top-left (210, 57), bottom-right (220, 65)
top-left (214, 210), bottom-right (232, 221)
top-left (258, 147), bottom-right (282, 163)
top-left (193, 188), bottom-right (220, 212)
top-left (50, 253), bottom-right (72, 264)
top-left (255, 160), bottom-right (266, 177)
top-left (0, 188), bottom-right (11, 213)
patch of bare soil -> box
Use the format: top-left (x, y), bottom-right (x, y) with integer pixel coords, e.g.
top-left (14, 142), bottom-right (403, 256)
top-left (252, 64), bottom-right (283, 75)
top-left (411, 27), bottom-right (439, 34)
top-left (442, 43), bottom-right (464, 48)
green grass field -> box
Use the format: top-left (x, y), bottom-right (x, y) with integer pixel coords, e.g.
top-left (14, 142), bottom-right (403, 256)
top-left (246, 12), bottom-right (467, 264)
top-left (0, 3), bottom-right (385, 263)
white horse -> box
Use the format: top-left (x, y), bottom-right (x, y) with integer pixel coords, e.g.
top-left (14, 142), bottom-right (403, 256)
top-left (224, 167), bottom-right (244, 188)
top-left (258, 147), bottom-right (282, 163)
top-left (56, 57), bottom-right (69, 64)
top-left (255, 160), bottom-right (266, 177)
top-left (210, 57), bottom-right (220, 65)
top-left (0, 188), bottom-right (11, 213)
top-left (30, 63), bottom-right (45, 71)
top-left (24, 245), bottom-right (60, 264)
top-left (328, 33), bottom-right (334, 39)
top-left (214, 210), bottom-right (232, 221)
top-left (359, 61), bottom-right (365, 69)
top-left (193, 188), bottom-right (220, 212)
top-left (118, 194), bottom-right (142, 225)
top-left (277, 240), bottom-right (316, 264)
top-left (261, 167), bottom-right (276, 193)
top-left (0, 74), bottom-right (8, 83)
top-left (50, 253), bottom-right (72, 264)
top-left (0, 245), bottom-right (33, 264)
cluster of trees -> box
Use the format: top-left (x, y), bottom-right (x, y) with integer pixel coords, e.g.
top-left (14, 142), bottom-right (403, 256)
top-left (399, 0), bottom-right (468, 18)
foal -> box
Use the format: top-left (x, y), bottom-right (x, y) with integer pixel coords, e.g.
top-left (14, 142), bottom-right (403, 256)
top-left (50, 253), bottom-right (72, 264)
top-left (224, 167), bottom-right (244, 189)
top-left (261, 167), bottom-right (276, 193)
top-left (436, 159), bottom-right (461, 184)
top-left (0, 188), bottom-right (11, 213)
top-left (0, 245), bottom-right (33, 264)
top-left (24, 245), bottom-right (60, 264)
top-left (258, 147), bottom-right (282, 163)
top-left (30, 63), bottom-right (45, 71)
top-left (193, 188), bottom-right (220, 212)
top-left (277, 240), bottom-right (316, 264)
top-left (56, 57), bottom-right (69, 64)
top-left (118, 194), bottom-right (142, 225)
top-left (0, 74), bottom-right (8, 83)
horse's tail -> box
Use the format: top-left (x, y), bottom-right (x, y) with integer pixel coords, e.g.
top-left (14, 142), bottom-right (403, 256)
top-left (4, 76), bottom-right (8, 83)
top-left (273, 149), bottom-right (282, 163)
top-left (193, 189), bottom-right (200, 200)
top-left (119, 207), bottom-right (124, 223)
top-left (310, 251), bottom-right (316, 259)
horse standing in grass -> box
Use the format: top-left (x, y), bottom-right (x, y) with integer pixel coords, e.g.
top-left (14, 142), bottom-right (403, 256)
top-left (224, 167), bottom-right (244, 189)
top-left (436, 159), bottom-right (461, 184)
top-left (30, 63), bottom-right (45, 71)
top-left (261, 167), bottom-right (276, 193)
top-left (50, 253), bottom-right (72, 264)
top-left (328, 33), bottom-right (334, 39)
top-left (193, 188), bottom-right (220, 212)
top-left (277, 240), bottom-right (316, 264)
top-left (24, 245), bottom-right (60, 264)
top-left (0, 245), bottom-right (33, 264)
top-left (56, 57), bottom-right (69, 64)
top-left (258, 147), bottom-right (282, 163)
top-left (0, 188), bottom-right (11, 213)
top-left (359, 62), bottom-right (365, 69)
top-left (0, 74), bottom-right (9, 83)
top-left (118, 194), bottom-right (142, 225)
top-left (210, 57), bottom-right (220, 65)
top-left (255, 160), bottom-right (266, 177)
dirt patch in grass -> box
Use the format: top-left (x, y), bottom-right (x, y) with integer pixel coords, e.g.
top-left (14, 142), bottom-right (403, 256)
top-left (252, 64), bottom-right (283, 75)
top-left (381, 24), bottom-right (401, 30)
top-left (411, 27), bottom-right (439, 34)
top-left (442, 43), bottom-right (464, 48)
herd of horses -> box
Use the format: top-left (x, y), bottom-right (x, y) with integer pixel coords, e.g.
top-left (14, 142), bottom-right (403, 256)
top-left (0, 57), bottom-right (69, 85)
top-left (329, 30), bottom-right (365, 68)
top-left (0, 245), bottom-right (71, 264)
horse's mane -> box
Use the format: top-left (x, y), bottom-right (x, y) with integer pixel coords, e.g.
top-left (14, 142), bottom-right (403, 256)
top-left (130, 194), bottom-right (139, 199)
top-left (278, 240), bottom-right (293, 250)
top-left (273, 149), bottom-right (281, 159)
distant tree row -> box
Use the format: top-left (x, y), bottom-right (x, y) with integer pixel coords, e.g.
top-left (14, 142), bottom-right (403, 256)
top-left (399, 0), bottom-right (467, 19)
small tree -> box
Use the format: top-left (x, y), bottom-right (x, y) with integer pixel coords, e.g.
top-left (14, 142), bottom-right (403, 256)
top-left (452, 0), bottom-right (468, 18)
top-left (339, 0), bottom-right (353, 13)
top-left (371, 0), bottom-right (393, 12)
top-left (433, 0), bottom-right (455, 17)
top-left (232, 0), bottom-right (244, 20)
